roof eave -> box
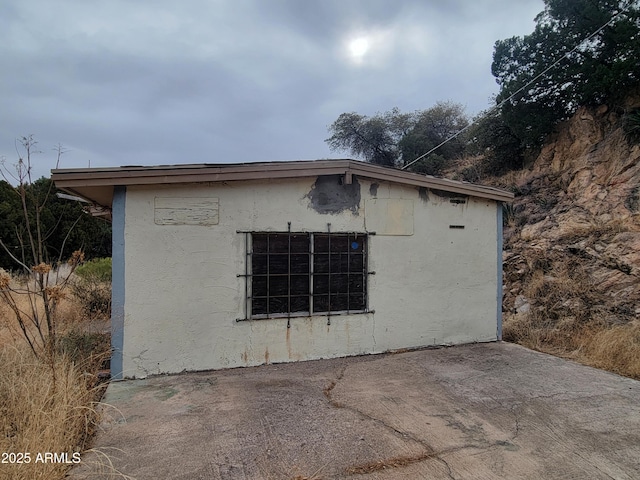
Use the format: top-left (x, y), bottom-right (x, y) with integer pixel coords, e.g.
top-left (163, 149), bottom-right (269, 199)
top-left (51, 160), bottom-right (514, 208)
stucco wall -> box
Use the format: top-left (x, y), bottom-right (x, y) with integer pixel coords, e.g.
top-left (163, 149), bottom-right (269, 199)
top-left (118, 176), bottom-right (499, 378)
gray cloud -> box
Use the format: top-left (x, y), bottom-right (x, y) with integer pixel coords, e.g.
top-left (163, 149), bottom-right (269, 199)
top-left (0, 0), bottom-right (543, 180)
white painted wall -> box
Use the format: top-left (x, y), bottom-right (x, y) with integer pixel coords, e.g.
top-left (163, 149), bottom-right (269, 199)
top-left (121, 176), bottom-right (498, 378)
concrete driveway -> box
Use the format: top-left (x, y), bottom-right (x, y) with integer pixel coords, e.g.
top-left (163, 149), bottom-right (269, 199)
top-left (72, 343), bottom-right (640, 479)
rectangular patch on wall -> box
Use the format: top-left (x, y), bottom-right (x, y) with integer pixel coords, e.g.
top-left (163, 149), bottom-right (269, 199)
top-left (364, 199), bottom-right (414, 235)
top-left (154, 197), bottom-right (219, 225)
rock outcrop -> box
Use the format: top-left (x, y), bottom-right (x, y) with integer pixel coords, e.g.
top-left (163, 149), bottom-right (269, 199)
top-left (500, 103), bottom-right (640, 330)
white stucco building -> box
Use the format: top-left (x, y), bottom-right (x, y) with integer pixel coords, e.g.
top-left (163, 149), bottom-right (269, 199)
top-left (52, 160), bottom-right (513, 379)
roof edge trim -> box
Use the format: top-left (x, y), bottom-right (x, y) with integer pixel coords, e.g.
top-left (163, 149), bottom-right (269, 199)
top-left (52, 160), bottom-right (514, 204)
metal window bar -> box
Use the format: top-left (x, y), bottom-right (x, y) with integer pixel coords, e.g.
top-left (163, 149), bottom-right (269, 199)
top-left (309, 232), bottom-right (314, 316)
top-left (363, 233), bottom-right (368, 310)
top-left (327, 223), bottom-right (332, 325)
top-left (347, 232), bottom-right (351, 315)
top-left (287, 222), bottom-right (291, 329)
top-left (245, 232), bottom-right (249, 319)
top-left (237, 229), bottom-right (376, 322)
top-left (363, 232), bottom-right (372, 313)
top-left (266, 233), bottom-right (270, 319)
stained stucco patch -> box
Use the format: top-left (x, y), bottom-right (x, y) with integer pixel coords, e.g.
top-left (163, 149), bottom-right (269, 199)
top-left (307, 175), bottom-right (361, 215)
top-left (418, 187), bottom-right (429, 203)
top-left (431, 188), bottom-right (469, 201)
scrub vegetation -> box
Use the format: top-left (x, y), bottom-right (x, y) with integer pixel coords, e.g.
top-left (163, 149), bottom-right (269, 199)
top-left (0, 138), bottom-right (113, 479)
top-left (502, 251), bottom-right (640, 379)
top-left (72, 257), bottom-right (112, 317)
top-left (0, 273), bottom-right (112, 480)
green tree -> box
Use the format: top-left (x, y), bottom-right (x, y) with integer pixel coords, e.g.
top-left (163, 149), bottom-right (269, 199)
top-left (398, 102), bottom-right (469, 174)
top-left (0, 178), bottom-right (111, 270)
top-left (325, 109), bottom-right (408, 167)
top-left (466, 110), bottom-right (524, 175)
top-left (0, 180), bottom-right (23, 267)
top-left (325, 102), bottom-right (469, 174)
top-left (0, 139), bottom-right (111, 271)
top-left (492, 0), bottom-right (640, 150)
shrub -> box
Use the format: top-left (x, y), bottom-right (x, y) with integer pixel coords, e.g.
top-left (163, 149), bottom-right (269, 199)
top-left (75, 258), bottom-right (112, 282)
top-left (460, 164), bottom-right (484, 183)
top-left (623, 109), bottom-right (640, 145)
top-left (57, 330), bottom-right (110, 371)
top-left (72, 258), bottom-right (112, 317)
top-left (408, 154), bottom-right (447, 176)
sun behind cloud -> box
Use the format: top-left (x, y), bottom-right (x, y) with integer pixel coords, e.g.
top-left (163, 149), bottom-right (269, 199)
top-left (343, 29), bottom-right (395, 67)
top-left (348, 37), bottom-right (370, 61)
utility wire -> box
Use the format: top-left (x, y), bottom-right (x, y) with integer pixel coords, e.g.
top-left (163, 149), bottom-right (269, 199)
top-left (401, 3), bottom-right (634, 171)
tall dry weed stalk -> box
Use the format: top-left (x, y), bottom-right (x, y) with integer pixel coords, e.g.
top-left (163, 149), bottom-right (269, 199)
top-left (0, 254), bottom-right (84, 358)
top-left (0, 137), bottom-right (116, 479)
top-left (0, 136), bottom-right (85, 361)
top-left (0, 345), bottom-right (106, 480)
top-left (0, 286), bottom-right (113, 480)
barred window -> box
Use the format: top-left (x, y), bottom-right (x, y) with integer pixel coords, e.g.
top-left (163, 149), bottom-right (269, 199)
top-left (249, 232), bottom-right (368, 317)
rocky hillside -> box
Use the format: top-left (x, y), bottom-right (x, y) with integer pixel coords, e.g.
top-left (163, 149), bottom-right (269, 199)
top-left (455, 101), bottom-right (640, 378)
top-left (505, 101), bottom-right (640, 316)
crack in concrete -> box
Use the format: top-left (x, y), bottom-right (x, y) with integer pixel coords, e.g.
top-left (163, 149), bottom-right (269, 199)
top-left (323, 366), bottom-right (430, 447)
top-left (437, 455), bottom-right (456, 480)
top-left (322, 367), bottom-right (479, 478)
top-left (511, 405), bottom-right (521, 440)
top-left (322, 365), bottom-right (347, 406)
top-left (341, 445), bottom-right (475, 478)
top-left (487, 394), bottom-right (523, 442)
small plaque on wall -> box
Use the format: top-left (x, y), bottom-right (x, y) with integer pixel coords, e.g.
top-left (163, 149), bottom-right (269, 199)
top-left (154, 197), bottom-right (219, 226)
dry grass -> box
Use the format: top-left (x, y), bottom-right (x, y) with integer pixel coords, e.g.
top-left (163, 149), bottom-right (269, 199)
top-left (345, 451), bottom-right (435, 475)
top-left (504, 316), bottom-right (640, 379)
top-left (503, 213), bottom-right (640, 380)
top-left (579, 321), bottom-right (640, 378)
top-left (0, 345), bottom-right (107, 480)
top-left (557, 217), bottom-right (632, 243)
top-left (0, 274), bottom-right (111, 480)
top-left (0, 288), bottom-right (88, 354)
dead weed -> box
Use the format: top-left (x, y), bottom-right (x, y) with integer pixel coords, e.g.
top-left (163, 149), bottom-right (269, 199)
top-left (504, 316), bottom-right (640, 380)
top-left (345, 451), bottom-right (435, 475)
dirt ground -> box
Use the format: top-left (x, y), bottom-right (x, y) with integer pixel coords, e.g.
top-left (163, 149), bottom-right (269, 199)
top-left (70, 342), bottom-right (640, 479)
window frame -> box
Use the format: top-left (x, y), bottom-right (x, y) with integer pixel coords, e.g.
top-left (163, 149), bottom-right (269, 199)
top-left (241, 230), bottom-right (371, 321)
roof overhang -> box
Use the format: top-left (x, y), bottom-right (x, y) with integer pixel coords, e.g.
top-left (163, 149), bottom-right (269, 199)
top-left (51, 160), bottom-right (514, 214)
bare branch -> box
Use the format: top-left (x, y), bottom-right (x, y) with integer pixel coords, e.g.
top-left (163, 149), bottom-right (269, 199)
top-left (41, 143), bottom-right (65, 209)
top-left (0, 238), bottom-right (32, 273)
top-left (0, 134), bottom-right (88, 358)
top-left (56, 213), bottom-right (84, 265)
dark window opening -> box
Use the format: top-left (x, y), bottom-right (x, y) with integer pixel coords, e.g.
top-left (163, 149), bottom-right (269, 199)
top-left (250, 232), bottom-right (368, 317)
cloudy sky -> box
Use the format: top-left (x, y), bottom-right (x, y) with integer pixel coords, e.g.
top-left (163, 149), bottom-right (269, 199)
top-left (1, 0), bottom-right (543, 180)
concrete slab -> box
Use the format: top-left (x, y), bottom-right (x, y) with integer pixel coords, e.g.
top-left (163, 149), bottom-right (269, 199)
top-left (72, 343), bottom-right (640, 479)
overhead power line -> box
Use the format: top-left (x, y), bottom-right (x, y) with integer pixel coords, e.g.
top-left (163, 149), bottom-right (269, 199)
top-left (401, 3), bottom-right (634, 171)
